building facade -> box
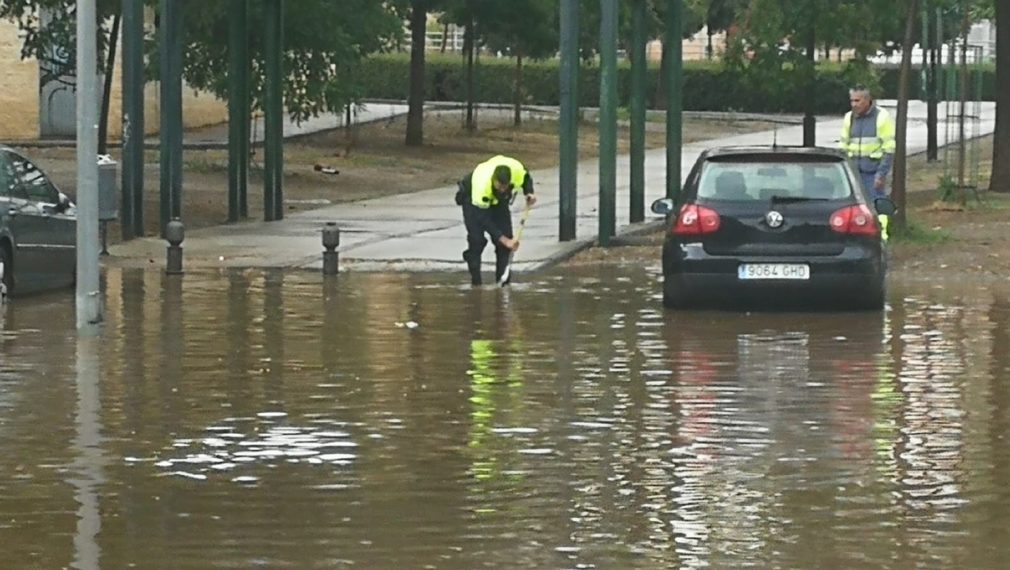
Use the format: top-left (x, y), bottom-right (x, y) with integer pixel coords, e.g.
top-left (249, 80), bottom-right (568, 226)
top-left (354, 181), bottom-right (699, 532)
top-left (0, 18), bottom-right (227, 142)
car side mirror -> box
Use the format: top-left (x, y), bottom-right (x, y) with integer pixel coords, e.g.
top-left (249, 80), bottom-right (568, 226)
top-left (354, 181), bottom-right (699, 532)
top-left (874, 197), bottom-right (896, 216)
top-left (651, 198), bottom-right (675, 216)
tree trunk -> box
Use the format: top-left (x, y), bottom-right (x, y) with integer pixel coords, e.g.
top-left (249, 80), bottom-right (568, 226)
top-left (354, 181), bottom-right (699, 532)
top-left (440, 22), bottom-right (449, 53)
top-left (513, 51), bottom-right (523, 126)
top-left (706, 29), bottom-right (713, 59)
top-left (465, 16), bottom-right (475, 132)
top-left (891, 0), bottom-right (919, 230)
top-left (98, 13), bottom-right (121, 155)
top-left (991, 0), bottom-right (1010, 193)
top-left (957, 12), bottom-right (970, 204)
top-left (926, 8), bottom-right (938, 162)
top-left (406, 2), bottom-right (427, 146)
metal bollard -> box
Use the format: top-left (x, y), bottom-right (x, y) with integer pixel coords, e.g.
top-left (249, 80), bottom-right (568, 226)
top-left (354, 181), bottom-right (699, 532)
top-left (322, 222), bottom-right (340, 276)
top-left (165, 219), bottom-right (185, 275)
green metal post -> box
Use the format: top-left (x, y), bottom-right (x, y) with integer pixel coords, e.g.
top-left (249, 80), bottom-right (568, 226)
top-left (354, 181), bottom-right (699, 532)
top-left (599, 0), bottom-right (617, 246)
top-left (665, 0), bottom-right (683, 199)
top-left (629, 0), bottom-right (646, 223)
top-left (159, 0), bottom-right (183, 237)
top-left (264, 0), bottom-right (284, 221)
top-left (228, 0), bottom-right (249, 223)
top-left (559, 0), bottom-right (579, 241)
top-left (121, 0), bottom-right (144, 239)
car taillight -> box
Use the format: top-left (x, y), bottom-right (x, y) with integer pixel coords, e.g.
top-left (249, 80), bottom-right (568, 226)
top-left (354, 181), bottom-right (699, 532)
top-left (672, 204), bottom-right (721, 236)
top-left (829, 204), bottom-right (879, 236)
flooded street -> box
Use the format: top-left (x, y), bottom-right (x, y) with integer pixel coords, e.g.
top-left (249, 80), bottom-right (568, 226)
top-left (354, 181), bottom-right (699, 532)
top-left (2, 265), bottom-right (1010, 569)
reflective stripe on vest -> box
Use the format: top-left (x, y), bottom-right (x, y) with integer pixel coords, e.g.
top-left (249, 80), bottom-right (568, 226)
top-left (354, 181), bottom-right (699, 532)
top-left (470, 155), bottom-right (528, 209)
top-left (841, 107), bottom-right (896, 160)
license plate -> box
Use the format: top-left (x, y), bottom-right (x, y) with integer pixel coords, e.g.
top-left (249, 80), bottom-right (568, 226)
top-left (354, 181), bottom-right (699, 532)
top-left (738, 263), bottom-right (810, 280)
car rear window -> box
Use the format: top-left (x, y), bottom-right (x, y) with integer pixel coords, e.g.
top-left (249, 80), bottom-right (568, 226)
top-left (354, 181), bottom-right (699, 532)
top-left (697, 160), bottom-right (853, 201)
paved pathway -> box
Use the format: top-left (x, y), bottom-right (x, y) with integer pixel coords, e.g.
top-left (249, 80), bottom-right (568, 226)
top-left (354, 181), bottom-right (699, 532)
top-left (104, 100), bottom-right (997, 276)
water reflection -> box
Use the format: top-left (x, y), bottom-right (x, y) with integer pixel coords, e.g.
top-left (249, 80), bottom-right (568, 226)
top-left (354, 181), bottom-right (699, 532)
top-left (1, 269), bottom-right (1009, 568)
top-left (71, 336), bottom-right (105, 570)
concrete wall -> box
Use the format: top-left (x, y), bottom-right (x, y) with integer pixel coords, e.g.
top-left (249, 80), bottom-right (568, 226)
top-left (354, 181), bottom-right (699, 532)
top-left (0, 20), bottom-right (40, 140)
top-left (0, 19), bottom-right (228, 141)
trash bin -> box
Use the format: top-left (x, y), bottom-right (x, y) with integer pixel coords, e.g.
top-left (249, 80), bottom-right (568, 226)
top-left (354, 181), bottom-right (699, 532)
top-left (97, 155), bottom-right (118, 222)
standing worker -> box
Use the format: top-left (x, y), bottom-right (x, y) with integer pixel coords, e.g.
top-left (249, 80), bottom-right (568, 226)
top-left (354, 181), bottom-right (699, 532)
top-left (456, 155), bottom-right (537, 286)
top-left (840, 85), bottom-right (897, 199)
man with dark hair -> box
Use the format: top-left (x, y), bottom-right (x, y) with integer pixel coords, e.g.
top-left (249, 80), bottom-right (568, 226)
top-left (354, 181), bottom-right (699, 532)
top-left (456, 155), bottom-right (537, 286)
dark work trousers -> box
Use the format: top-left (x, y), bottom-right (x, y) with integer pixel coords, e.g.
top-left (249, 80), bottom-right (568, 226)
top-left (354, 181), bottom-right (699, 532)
top-left (461, 201), bottom-right (514, 286)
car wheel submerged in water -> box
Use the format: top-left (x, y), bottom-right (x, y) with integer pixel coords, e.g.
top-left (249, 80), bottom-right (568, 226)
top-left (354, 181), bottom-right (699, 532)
top-left (652, 146), bottom-right (895, 312)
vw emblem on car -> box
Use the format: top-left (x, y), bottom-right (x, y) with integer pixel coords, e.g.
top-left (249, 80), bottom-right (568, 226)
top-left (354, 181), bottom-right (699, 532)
top-left (765, 210), bottom-right (784, 228)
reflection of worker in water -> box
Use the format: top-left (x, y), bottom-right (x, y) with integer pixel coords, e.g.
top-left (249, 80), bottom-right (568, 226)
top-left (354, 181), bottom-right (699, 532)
top-left (466, 292), bottom-right (526, 486)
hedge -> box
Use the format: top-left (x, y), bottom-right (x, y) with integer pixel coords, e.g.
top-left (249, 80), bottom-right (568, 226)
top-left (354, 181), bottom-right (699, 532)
top-left (357, 53), bottom-right (996, 116)
top-left (877, 63), bottom-right (997, 102)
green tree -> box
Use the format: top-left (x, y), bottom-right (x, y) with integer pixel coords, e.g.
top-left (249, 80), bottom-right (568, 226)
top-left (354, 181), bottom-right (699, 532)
top-left (0, 1), bottom-right (403, 141)
top-left (438, 0), bottom-right (491, 132)
top-left (480, 0), bottom-right (559, 126)
top-left (178, 0), bottom-right (402, 123)
top-left (705, 0), bottom-right (745, 59)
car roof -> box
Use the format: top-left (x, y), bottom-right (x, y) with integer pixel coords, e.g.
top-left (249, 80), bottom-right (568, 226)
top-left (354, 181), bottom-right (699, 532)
top-left (701, 145), bottom-right (848, 160)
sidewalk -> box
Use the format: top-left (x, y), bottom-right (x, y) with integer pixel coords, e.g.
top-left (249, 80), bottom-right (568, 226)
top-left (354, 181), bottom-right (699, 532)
top-left (104, 100), bottom-right (997, 275)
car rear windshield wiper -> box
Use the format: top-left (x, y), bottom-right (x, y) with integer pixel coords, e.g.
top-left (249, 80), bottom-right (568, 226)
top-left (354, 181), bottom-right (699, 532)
top-left (770, 195), bottom-right (830, 204)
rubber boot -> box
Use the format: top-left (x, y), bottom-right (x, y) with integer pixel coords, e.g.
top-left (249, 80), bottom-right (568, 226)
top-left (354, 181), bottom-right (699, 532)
top-left (463, 250), bottom-right (482, 286)
top-left (495, 248), bottom-right (511, 286)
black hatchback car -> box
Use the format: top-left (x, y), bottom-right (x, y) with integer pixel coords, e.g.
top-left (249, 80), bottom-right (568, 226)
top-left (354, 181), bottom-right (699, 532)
top-left (651, 146), bottom-right (896, 311)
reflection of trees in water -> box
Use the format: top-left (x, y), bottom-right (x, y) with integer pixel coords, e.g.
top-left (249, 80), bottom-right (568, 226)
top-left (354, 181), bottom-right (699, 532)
top-left (891, 297), bottom-right (969, 545)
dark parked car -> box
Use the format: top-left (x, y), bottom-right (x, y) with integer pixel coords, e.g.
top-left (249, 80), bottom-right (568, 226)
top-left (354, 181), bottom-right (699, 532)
top-left (651, 146), bottom-right (895, 311)
top-left (0, 146), bottom-right (76, 297)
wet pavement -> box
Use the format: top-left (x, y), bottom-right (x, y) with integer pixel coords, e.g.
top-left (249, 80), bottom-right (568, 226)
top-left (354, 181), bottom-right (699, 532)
top-left (104, 101), bottom-right (998, 275)
top-left (3, 266), bottom-right (1010, 569)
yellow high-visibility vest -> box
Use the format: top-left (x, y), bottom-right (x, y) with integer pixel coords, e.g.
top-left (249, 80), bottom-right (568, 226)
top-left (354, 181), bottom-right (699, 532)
top-left (840, 107), bottom-right (897, 160)
top-left (470, 155), bottom-right (528, 209)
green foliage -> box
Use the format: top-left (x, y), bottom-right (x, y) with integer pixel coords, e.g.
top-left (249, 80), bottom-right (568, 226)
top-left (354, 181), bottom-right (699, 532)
top-left (479, 0), bottom-right (558, 60)
top-left (358, 53), bottom-right (874, 114)
top-left (0, 0), bottom-right (403, 122)
top-left (890, 220), bottom-right (952, 244)
top-left (877, 64), bottom-right (997, 101)
top-left (175, 0), bottom-right (403, 122)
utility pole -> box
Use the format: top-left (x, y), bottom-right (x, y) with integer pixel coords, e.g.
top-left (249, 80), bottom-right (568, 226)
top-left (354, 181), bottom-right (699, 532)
top-left (598, 0), bottom-right (617, 246)
top-left (121, 0), bottom-right (144, 239)
top-left (665, 0), bottom-right (683, 199)
top-left (159, 0), bottom-right (183, 237)
top-left (76, 0), bottom-right (103, 329)
top-left (228, 0), bottom-right (250, 222)
top-left (264, 0), bottom-right (284, 221)
top-left (629, 0), bottom-right (647, 223)
top-left (559, 0), bottom-right (579, 241)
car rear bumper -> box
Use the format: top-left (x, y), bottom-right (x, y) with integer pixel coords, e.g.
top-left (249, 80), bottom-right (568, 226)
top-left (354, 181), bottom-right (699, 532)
top-left (662, 241), bottom-right (885, 307)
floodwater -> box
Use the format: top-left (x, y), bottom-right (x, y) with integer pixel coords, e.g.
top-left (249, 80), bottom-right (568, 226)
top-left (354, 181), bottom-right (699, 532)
top-left (2, 265), bottom-right (1010, 569)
